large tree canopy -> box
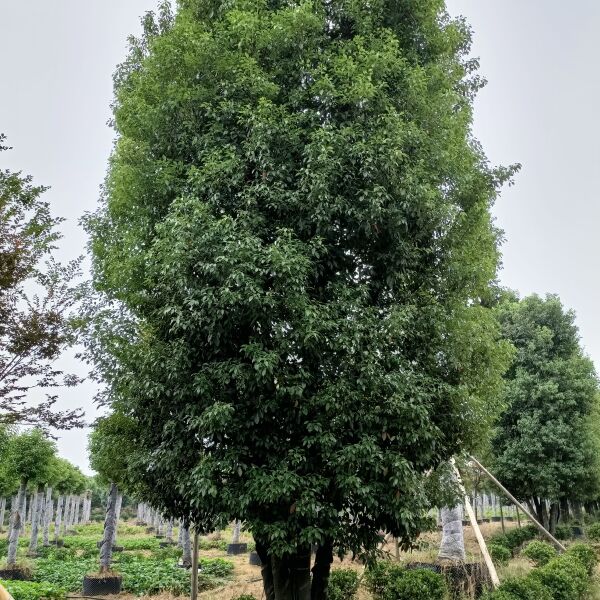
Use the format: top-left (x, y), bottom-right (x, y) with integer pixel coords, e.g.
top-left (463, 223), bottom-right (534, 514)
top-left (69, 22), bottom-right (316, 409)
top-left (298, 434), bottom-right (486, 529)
top-left (493, 294), bottom-right (600, 530)
top-left (0, 136), bottom-right (83, 430)
top-left (85, 0), bottom-right (514, 591)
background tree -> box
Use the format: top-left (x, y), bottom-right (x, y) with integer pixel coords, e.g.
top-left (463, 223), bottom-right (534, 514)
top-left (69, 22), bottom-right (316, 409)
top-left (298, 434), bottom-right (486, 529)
top-left (5, 429), bottom-right (56, 566)
top-left (493, 294), bottom-right (600, 532)
top-left (85, 1), bottom-right (515, 597)
top-left (0, 135), bottom-right (83, 430)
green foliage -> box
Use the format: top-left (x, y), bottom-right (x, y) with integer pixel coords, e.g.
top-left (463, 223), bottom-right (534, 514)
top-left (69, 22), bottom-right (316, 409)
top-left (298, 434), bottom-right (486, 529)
top-left (483, 576), bottom-right (553, 600)
top-left (232, 596), bottom-right (257, 600)
top-left (585, 522), bottom-right (600, 541)
top-left (86, 0), bottom-right (516, 559)
top-left (6, 429), bottom-right (56, 485)
top-left (0, 579), bottom-right (65, 600)
top-left (33, 557), bottom-right (96, 591)
top-left (521, 540), bottom-right (557, 566)
top-left (488, 543), bottom-right (511, 565)
top-left (490, 525), bottom-right (538, 552)
top-left (383, 568), bottom-right (447, 600)
top-left (564, 543), bottom-right (597, 576)
top-left (553, 525), bottom-right (571, 541)
top-left (531, 555), bottom-right (588, 600)
top-left (494, 295), bottom-right (600, 506)
top-left (365, 562), bottom-right (407, 598)
top-left (327, 568), bottom-right (360, 600)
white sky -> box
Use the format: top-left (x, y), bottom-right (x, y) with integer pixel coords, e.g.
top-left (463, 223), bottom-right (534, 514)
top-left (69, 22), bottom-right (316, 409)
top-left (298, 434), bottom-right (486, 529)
top-left (1, 1), bottom-right (599, 473)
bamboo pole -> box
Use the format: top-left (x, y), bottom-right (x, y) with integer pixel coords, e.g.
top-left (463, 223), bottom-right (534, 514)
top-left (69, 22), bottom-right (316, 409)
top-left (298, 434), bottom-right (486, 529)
top-left (452, 463), bottom-right (499, 588)
top-left (470, 455), bottom-right (566, 552)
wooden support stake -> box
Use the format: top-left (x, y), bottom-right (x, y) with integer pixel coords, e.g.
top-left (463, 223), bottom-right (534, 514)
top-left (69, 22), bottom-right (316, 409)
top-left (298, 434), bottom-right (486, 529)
top-left (191, 528), bottom-right (199, 600)
top-left (499, 503), bottom-right (505, 534)
top-left (451, 463), bottom-right (499, 587)
top-left (470, 455), bottom-right (566, 552)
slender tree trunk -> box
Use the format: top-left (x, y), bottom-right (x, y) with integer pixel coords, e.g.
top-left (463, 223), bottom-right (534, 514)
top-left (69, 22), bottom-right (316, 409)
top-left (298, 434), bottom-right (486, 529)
top-left (177, 521), bottom-right (184, 547)
top-left (28, 489), bottom-right (42, 555)
top-left (182, 526), bottom-right (192, 567)
top-left (8, 481), bottom-right (27, 566)
top-left (43, 488), bottom-right (52, 546)
top-left (54, 495), bottom-right (64, 541)
top-left (19, 493), bottom-right (26, 533)
top-left (500, 503), bottom-right (505, 534)
top-left (100, 483), bottom-right (118, 573)
top-left (549, 502), bottom-right (559, 535)
top-left (73, 495), bottom-right (81, 526)
top-left (438, 504), bottom-right (466, 562)
top-left (0, 497), bottom-right (6, 533)
top-left (61, 495), bottom-right (71, 535)
top-left (232, 520), bottom-right (241, 544)
top-left (112, 494), bottom-right (122, 545)
top-left (166, 519), bottom-right (174, 543)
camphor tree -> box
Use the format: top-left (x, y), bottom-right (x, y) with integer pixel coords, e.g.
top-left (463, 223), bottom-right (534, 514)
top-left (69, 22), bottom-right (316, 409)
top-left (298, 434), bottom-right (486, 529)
top-left (88, 413), bottom-right (132, 574)
top-left (84, 1), bottom-right (515, 597)
top-left (493, 293), bottom-right (600, 533)
top-left (0, 136), bottom-right (83, 431)
top-left (4, 429), bottom-right (56, 569)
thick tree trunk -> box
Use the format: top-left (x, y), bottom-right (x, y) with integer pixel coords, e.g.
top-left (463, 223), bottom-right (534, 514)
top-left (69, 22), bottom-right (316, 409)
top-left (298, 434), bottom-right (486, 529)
top-left (256, 541), bottom-right (275, 600)
top-left (8, 481), bottom-right (27, 565)
top-left (112, 494), bottom-right (123, 545)
top-left (272, 550), bottom-right (312, 600)
top-left (28, 489), bottom-right (42, 554)
top-left (54, 495), bottom-right (64, 540)
top-left (181, 526), bottom-right (192, 567)
top-left (43, 487), bottom-right (52, 546)
top-left (311, 542), bottom-right (333, 600)
top-left (73, 495), bottom-right (81, 526)
top-left (177, 520), bottom-right (184, 547)
top-left (61, 495), bottom-right (71, 535)
top-left (0, 497), bottom-right (6, 532)
top-left (438, 504), bottom-right (466, 562)
top-left (100, 483), bottom-right (118, 573)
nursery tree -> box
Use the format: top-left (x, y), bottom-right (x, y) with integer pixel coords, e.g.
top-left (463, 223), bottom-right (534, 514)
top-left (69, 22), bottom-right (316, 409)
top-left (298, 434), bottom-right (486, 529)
top-left (0, 136), bottom-right (83, 430)
top-left (493, 294), bottom-right (600, 532)
top-left (5, 429), bottom-right (56, 565)
top-left (86, 1), bottom-right (514, 597)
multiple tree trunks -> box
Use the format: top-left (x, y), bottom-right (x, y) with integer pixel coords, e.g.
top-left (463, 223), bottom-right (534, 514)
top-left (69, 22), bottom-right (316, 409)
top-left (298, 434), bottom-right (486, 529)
top-left (256, 541), bottom-right (333, 600)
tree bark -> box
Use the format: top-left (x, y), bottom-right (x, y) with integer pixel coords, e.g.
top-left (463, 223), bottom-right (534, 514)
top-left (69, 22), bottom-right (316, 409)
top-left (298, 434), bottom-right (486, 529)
top-left (256, 541), bottom-right (275, 600)
top-left (28, 489), bottom-right (42, 554)
top-left (19, 492), bottom-right (26, 533)
top-left (549, 502), bottom-right (559, 535)
top-left (112, 494), bottom-right (123, 545)
top-left (182, 525), bottom-right (192, 567)
top-left (0, 497), bottom-right (6, 532)
top-left (43, 488), bottom-right (52, 546)
top-left (61, 495), bottom-right (71, 535)
top-left (166, 519), bottom-right (174, 542)
top-left (54, 495), bottom-right (64, 540)
top-left (8, 481), bottom-right (26, 565)
top-left (232, 520), bottom-right (241, 544)
top-left (100, 483), bottom-right (118, 572)
top-left (271, 550), bottom-right (312, 600)
top-left (438, 504), bottom-right (466, 562)
top-left (311, 541), bottom-right (333, 600)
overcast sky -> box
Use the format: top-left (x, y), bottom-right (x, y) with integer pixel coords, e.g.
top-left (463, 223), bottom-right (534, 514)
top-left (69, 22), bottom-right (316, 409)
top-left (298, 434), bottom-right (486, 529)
top-left (1, 1), bottom-right (599, 474)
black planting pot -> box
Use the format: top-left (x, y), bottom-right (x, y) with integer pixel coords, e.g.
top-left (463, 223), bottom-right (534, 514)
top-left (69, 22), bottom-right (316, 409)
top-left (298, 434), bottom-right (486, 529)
top-left (572, 526), bottom-right (584, 537)
top-left (480, 518), bottom-right (491, 523)
top-left (0, 567), bottom-right (31, 581)
top-left (462, 520), bottom-right (470, 526)
top-left (155, 534), bottom-right (165, 539)
top-left (227, 542), bottom-right (248, 555)
top-left (505, 517), bottom-right (515, 522)
top-left (249, 551), bottom-right (262, 566)
top-left (50, 539), bottom-right (64, 547)
top-left (82, 574), bottom-right (122, 596)
top-left (491, 516), bottom-right (502, 522)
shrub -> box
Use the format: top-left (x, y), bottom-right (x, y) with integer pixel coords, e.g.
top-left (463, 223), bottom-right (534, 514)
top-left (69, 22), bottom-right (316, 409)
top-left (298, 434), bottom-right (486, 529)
top-left (497, 576), bottom-right (553, 600)
top-left (565, 543), bottom-right (597, 576)
top-left (491, 525), bottom-right (538, 553)
top-left (328, 569), bottom-right (360, 600)
top-left (364, 562), bottom-right (406, 598)
top-left (531, 555), bottom-right (587, 600)
top-left (232, 596), bottom-right (257, 600)
top-left (384, 569), bottom-right (447, 600)
top-left (586, 522), bottom-right (600, 541)
top-left (481, 591), bottom-right (520, 600)
top-left (554, 525), bottom-right (571, 540)
top-left (0, 580), bottom-right (65, 600)
top-left (521, 541), bottom-right (557, 566)
top-left (489, 543), bottom-right (511, 565)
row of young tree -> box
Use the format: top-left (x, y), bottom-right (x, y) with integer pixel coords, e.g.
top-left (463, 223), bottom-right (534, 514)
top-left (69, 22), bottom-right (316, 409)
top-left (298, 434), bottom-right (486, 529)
top-left (0, 428), bottom-right (92, 574)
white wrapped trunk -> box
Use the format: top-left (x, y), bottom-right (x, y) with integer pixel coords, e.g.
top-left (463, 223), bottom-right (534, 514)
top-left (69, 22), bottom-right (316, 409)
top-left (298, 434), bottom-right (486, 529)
top-left (8, 481), bottom-right (26, 565)
top-left (100, 483), bottom-right (118, 572)
top-left (54, 495), bottom-right (64, 540)
top-left (438, 504), bottom-right (466, 562)
top-left (28, 489), bottom-right (42, 554)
